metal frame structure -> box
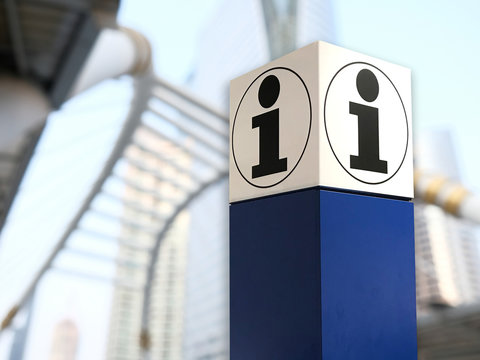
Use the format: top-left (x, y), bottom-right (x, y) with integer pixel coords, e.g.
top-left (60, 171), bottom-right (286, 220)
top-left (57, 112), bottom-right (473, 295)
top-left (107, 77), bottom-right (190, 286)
top-left (0, 0), bottom-right (119, 105)
top-left (0, 0), bottom-right (122, 244)
top-left (0, 70), bottom-right (229, 360)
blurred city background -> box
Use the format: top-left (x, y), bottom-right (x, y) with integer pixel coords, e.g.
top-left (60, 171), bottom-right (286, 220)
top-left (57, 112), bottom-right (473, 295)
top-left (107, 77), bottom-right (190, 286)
top-left (0, 0), bottom-right (479, 359)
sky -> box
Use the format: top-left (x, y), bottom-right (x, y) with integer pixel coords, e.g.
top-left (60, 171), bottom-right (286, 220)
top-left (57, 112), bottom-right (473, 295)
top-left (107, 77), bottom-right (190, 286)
top-left (1, 0), bottom-right (480, 359)
top-left (334, 0), bottom-right (480, 192)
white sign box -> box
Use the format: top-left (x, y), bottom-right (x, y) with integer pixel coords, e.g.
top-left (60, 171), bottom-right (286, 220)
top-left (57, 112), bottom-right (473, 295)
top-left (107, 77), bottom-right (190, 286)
top-left (230, 41), bottom-right (413, 203)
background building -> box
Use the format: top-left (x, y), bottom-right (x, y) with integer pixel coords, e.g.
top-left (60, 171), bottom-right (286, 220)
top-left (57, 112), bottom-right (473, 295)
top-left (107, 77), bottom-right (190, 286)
top-left (106, 128), bottom-right (192, 359)
top-left (190, 0), bottom-right (335, 110)
top-left (414, 130), bottom-right (480, 313)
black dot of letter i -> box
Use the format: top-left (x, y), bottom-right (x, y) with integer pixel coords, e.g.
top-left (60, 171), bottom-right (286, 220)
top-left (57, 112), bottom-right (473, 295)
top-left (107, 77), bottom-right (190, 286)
top-left (252, 75), bottom-right (288, 179)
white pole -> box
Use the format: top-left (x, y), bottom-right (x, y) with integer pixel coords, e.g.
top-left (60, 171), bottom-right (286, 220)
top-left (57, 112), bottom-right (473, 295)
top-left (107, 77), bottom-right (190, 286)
top-left (68, 27), bottom-right (152, 98)
top-left (414, 170), bottom-right (480, 224)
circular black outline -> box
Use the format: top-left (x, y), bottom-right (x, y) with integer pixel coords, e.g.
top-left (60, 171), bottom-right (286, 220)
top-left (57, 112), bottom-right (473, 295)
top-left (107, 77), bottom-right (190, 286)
top-left (324, 62), bottom-right (409, 185)
top-left (232, 67), bottom-right (312, 188)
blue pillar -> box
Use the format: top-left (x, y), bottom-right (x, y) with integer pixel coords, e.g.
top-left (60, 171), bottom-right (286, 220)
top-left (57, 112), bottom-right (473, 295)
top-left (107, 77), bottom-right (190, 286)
top-left (230, 188), bottom-right (416, 359)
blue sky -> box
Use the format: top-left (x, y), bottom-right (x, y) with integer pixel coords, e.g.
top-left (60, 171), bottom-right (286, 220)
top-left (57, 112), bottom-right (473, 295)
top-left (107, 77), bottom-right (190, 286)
top-left (334, 0), bottom-right (480, 191)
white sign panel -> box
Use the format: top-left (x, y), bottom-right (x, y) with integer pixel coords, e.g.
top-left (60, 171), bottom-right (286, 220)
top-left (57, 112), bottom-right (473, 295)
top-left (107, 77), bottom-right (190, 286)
top-left (230, 41), bottom-right (413, 203)
top-left (232, 68), bottom-right (312, 188)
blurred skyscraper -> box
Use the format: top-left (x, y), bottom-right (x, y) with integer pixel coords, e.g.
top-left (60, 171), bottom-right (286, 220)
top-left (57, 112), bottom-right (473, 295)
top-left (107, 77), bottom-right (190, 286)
top-left (190, 0), bottom-right (335, 110)
top-left (184, 1), bottom-right (335, 359)
top-left (106, 129), bottom-right (192, 359)
top-left (414, 130), bottom-right (480, 313)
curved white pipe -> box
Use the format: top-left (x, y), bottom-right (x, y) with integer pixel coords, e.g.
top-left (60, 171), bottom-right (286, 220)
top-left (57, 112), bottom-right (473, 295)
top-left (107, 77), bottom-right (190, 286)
top-left (415, 171), bottom-right (480, 224)
top-left (68, 27), bottom-right (152, 98)
top-left (460, 195), bottom-right (480, 223)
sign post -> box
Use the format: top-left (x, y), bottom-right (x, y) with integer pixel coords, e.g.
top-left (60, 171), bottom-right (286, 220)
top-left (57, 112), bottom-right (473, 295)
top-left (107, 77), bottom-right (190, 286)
top-left (229, 42), bottom-right (416, 359)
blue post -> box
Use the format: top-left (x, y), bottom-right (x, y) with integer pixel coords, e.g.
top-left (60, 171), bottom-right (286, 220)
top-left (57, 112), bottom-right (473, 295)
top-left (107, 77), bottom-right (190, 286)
top-left (229, 41), bottom-right (415, 359)
top-left (230, 188), bottom-right (416, 359)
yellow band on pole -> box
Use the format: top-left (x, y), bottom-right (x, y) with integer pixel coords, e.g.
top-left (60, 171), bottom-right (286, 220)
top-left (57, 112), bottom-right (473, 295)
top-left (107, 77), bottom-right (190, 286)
top-left (444, 185), bottom-right (469, 215)
top-left (140, 329), bottom-right (151, 350)
top-left (1, 305), bottom-right (19, 331)
top-left (413, 169), bottom-right (423, 186)
top-left (423, 177), bottom-right (447, 204)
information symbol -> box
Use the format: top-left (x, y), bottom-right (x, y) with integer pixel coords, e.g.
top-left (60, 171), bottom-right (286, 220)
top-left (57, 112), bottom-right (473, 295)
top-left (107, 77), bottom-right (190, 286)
top-left (232, 67), bottom-right (312, 188)
top-left (324, 62), bottom-right (409, 185)
top-left (349, 69), bottom-right (388, 174)
top-left (252, 75), bottom-right (288, 179)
